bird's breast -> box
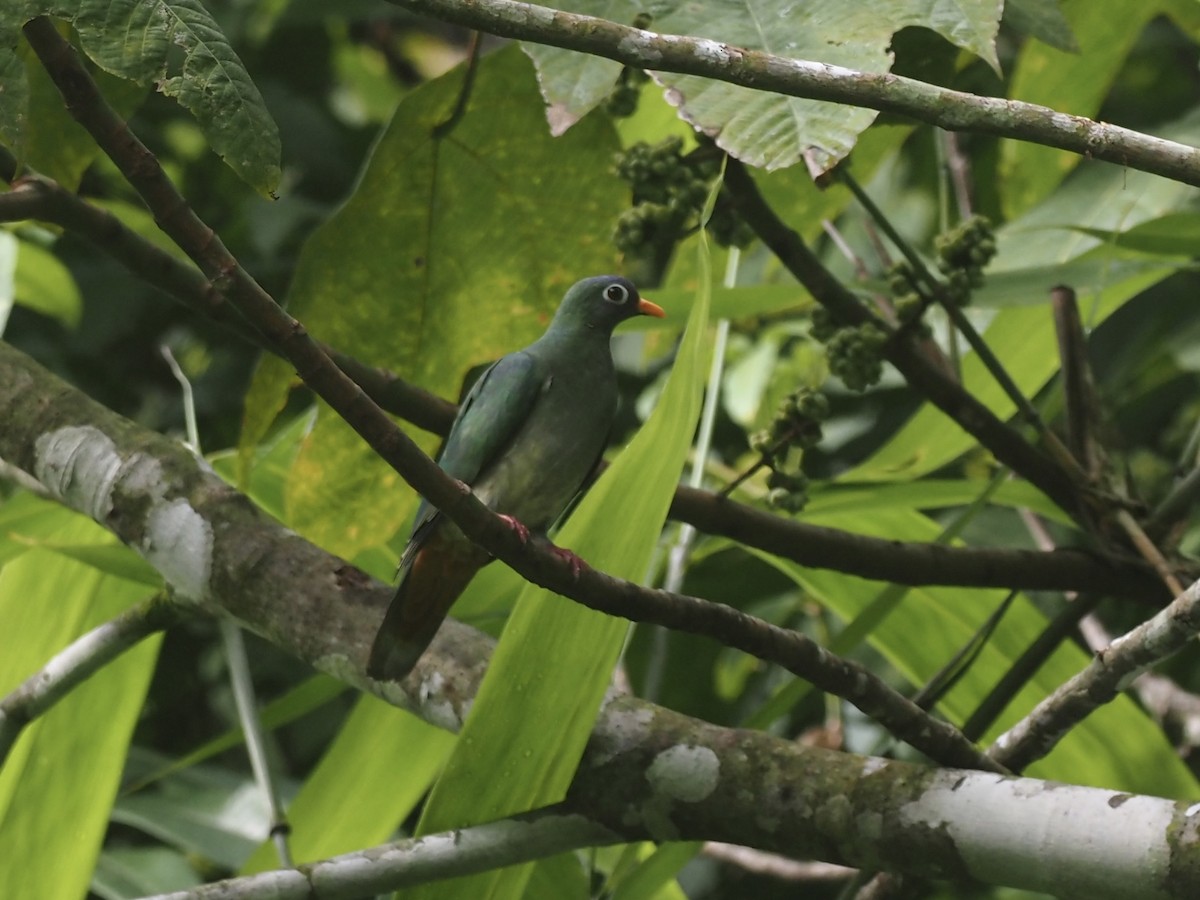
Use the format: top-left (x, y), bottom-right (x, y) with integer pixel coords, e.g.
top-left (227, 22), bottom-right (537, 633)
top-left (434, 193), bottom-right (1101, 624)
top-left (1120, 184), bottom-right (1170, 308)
top-left (473, 359), bottom-right (617, 530)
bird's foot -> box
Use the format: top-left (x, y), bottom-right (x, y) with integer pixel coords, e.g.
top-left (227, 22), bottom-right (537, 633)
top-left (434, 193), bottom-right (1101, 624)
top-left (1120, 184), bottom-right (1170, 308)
top-left (497, 514), bottom-right (530, 544)
top-left (549, 546), bottom-right (586, 579)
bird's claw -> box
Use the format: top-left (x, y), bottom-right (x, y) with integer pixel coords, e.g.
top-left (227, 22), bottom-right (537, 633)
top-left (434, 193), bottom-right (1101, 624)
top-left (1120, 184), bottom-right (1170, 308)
top-left (549, 546), bottom-right (586, 579)
top-left (497, 514), bottom-right (530, 544)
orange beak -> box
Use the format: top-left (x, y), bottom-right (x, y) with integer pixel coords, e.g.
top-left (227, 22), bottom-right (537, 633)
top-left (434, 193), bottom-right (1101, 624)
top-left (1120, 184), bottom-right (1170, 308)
top-left (638, 297), bottom-right (665, 318)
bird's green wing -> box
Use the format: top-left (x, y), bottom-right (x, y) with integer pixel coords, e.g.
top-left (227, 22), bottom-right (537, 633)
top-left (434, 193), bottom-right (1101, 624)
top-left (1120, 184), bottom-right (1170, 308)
top-left (403, 350), bottom-right (546, 558)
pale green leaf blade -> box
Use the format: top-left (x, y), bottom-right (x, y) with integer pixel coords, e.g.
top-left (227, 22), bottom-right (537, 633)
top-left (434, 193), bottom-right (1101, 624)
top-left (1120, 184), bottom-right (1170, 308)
top-left (12, 236), bottom-right (82, 328)
top-left (0, 515), bottom-right (160, 900)
top-left (124, 674), bottom-right (346, 793)
top-left (112, 759), bottom-right (264, 869)
top-left (1066, 213), bottom-right (1200, 256)
top-left (410, 243), bottom-right (712, 900)
top-left (92, 846), bottom-right (201, 898)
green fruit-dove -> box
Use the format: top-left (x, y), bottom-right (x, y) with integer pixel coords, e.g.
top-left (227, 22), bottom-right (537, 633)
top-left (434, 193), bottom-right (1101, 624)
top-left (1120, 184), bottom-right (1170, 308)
top-left (367, 275), bottom-right (664, 681)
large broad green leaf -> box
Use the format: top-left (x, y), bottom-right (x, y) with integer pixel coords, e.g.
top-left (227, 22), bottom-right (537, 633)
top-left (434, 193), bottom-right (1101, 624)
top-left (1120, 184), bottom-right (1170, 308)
top-left (11, 236), bottom-right (82, 329)
top-left (526, 0), bottom-right (1000, 171)
top-left (240, 696), bottom-right (454, 872)
top-left (11, 26), bottom-right (147, 191)
top-left (408, 238), bottom-right (712, 900)
top-left (0, 1), bottom-right (279, 193)
top-left (1003, 0), bottom-right (1077, 52)
top-left (241, 46), bottom-right (626, 557)
top-left (999, 0), bottom-right (1166, 218)
top-left (0, 511), bottom-right (159, 900)
top-left (752, 506), bottom-right (1197, 798)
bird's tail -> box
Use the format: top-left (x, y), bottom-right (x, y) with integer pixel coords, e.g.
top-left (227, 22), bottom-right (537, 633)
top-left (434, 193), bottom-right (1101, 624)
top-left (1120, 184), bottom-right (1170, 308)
top-left (366, 532), bottom-right (483, 681)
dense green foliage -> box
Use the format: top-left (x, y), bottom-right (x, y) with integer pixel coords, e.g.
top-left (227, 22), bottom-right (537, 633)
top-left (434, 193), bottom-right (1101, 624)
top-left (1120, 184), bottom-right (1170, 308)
top-left (4, 1), bottom-right (1200, 898)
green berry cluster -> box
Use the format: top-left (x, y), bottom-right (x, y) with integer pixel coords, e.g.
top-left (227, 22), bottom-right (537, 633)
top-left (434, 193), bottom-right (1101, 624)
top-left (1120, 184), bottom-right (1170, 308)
top-left (612, 137), bottom-right (753, 254)
top-left (767, 472), bottom-right (810, 513)
top-left (604, 66), bottom-right (651, 118)
top-left (933, 215), bottom-right (996, 305)
top-left (749, 388), bottom-right (829, 513)
top-left (826, 323), bottom-right (888, 391)
top-left (810, 308), bottom-right (888, 392)
top-left (886, 260), bottom-right (927, 326)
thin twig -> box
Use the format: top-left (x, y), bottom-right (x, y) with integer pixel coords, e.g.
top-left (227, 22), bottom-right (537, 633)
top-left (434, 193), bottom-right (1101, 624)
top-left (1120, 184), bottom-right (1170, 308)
top-left (989, 577), bottom-right (1200, 772)
top-left (0, 596), bottom-right (177, 765)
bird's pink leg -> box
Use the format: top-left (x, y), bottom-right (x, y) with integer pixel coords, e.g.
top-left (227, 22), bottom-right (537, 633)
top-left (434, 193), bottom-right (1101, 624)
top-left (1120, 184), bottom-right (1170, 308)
top-left (548, 546), bottom-right (586, 579)
top-left (497, 514), bottom-right (530, 544)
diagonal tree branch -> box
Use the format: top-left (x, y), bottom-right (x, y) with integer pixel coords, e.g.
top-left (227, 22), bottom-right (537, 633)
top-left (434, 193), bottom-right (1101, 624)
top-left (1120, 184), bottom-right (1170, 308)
top-left (383, 0), bottom-right (1200, 186)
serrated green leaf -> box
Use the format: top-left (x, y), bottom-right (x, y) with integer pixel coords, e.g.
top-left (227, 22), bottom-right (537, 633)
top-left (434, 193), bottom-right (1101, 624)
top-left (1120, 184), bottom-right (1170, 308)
top-left (408, 230), bottom-right (711, 900)
top-left (652, 0), bottom-right (1000, 171)
top-left (0, 1), bottom-right (279, 193)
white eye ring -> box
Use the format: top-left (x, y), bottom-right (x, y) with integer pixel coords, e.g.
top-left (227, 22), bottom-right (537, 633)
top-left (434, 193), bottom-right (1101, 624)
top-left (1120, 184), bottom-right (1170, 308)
top-left (603, 284), bottom-right (629, 304)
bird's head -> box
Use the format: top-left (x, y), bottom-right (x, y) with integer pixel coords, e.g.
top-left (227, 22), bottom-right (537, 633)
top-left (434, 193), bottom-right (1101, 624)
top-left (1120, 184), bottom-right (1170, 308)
top-left (550, 275), bottom-right (665, 334)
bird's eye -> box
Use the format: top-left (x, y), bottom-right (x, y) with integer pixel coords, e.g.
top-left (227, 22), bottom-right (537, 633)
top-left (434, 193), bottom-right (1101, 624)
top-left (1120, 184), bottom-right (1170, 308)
top-left (603, 284), bottom-right (629, 304)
